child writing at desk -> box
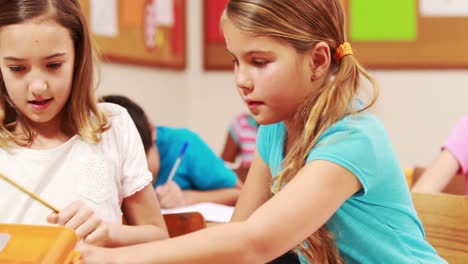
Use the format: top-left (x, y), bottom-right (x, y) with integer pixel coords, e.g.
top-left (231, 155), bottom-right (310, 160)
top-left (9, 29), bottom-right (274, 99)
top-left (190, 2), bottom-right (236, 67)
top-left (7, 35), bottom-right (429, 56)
top-left (100, 95), bottom-right (242, 209)
top-left (0, 0), bottom-right (168, 247)
top-left (79, 0), bottom-right (446, 263)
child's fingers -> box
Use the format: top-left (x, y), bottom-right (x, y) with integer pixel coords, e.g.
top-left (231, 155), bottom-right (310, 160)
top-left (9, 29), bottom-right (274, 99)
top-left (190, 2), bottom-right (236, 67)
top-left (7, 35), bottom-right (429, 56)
top-left (84, 224), bottom-right (108, 246)
top-left (158, 192), bottom-right (172, 207)
top-left (64, 205), bottom-right (93, 230)
top-left (46, 212), bottom-right (59, 224)
top-left (156, 183), bottom-right (174, 198)
top-left (75, 214), bottom-right (101, 240)
top-left (55, 201), bottom-right (82, 225)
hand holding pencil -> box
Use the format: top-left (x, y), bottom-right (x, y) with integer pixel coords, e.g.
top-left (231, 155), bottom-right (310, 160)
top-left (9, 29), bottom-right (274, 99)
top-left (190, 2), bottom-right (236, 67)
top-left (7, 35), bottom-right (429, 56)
top-left (155, 142), bottom-right (189, 208)
top-left (0, 172), bottom-right (111, 246)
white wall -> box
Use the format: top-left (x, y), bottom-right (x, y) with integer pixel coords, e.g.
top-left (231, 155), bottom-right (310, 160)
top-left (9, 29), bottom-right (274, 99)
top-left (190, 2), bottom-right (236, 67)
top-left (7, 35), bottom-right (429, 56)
top-left (96, 0), bottom-right (468, 169)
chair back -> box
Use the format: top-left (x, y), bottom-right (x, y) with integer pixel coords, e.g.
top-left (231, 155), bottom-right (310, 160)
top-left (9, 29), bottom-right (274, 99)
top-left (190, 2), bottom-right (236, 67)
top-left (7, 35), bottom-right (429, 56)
top-left (163, 212), bottom-right (206, 238)
top-left (412, 192), bottom-right (468, 263)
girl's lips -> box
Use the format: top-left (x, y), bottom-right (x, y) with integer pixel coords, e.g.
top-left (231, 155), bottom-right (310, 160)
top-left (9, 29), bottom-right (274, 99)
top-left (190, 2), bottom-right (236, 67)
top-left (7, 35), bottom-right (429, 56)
top-left (246, 100), bottom-right (263, 111)
top-left (29, 98), bottom-right (53, 111)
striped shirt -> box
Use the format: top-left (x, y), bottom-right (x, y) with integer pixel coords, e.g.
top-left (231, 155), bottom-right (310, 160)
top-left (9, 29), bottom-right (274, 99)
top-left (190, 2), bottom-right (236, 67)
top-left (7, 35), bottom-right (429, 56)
top-left (228, 113), bottom-right (259, 168)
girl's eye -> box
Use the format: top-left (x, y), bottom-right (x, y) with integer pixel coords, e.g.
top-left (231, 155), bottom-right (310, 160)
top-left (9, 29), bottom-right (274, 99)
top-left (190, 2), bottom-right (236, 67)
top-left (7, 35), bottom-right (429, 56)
top-left (252, 59), bottom-right (268, 66)
top-left (47, 63), bottom-right (62, 69)
top-left (9, 66), bottom-right (25, 72)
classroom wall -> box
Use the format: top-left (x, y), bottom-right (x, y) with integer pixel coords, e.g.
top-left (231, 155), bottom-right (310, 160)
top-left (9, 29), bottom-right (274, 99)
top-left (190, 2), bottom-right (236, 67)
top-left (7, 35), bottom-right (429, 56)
top-left (96, 0), bottom-right (468, 169)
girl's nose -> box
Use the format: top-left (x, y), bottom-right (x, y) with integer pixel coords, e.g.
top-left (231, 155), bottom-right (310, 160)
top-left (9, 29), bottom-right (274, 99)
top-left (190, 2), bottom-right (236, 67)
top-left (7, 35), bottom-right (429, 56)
top-left (29, 80), bottom-right (48, 97)
top-left (235, 70), bottom-right (253, 94)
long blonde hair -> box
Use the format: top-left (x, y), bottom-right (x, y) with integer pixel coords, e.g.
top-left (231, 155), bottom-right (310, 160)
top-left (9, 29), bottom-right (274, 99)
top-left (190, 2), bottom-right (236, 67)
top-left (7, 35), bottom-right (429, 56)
top-left (0, 0), bottom-right (108, 148)
top-left (225, 0), bottom-right (378, 262)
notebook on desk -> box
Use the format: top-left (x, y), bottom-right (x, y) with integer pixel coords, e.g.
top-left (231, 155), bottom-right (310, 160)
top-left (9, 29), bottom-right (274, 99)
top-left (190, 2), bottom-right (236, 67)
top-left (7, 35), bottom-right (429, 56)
top-left (162, 202), bottom-right (234, 223)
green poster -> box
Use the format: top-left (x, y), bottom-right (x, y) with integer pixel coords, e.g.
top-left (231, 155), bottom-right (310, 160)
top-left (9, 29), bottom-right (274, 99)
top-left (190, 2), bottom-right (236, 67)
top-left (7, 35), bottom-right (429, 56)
top-left (350, 0), bottom-right (417, 41)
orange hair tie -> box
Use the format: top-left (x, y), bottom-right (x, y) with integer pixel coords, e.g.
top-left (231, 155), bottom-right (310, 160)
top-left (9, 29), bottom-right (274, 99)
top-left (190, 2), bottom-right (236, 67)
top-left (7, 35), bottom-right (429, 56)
top-left (334, 42), bottom-right (353, 61)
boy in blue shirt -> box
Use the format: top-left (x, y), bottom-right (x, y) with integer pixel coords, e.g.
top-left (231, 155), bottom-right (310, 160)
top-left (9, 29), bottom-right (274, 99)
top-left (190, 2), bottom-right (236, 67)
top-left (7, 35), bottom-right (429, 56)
top-left (101, 95), bottom-right (242, 209)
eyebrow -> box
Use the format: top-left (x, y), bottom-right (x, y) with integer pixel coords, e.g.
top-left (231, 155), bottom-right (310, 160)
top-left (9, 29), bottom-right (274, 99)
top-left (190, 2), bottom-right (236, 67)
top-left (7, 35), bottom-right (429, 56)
top-left (3, 53), bottom-right (66, 61)
top-left (226, 49), bottom-right (273, 58)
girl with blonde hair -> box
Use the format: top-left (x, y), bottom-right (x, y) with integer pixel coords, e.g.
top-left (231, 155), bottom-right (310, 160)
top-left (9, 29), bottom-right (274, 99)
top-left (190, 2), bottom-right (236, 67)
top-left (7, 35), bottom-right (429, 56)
top-left (79, 0), bottom-right (445, 263)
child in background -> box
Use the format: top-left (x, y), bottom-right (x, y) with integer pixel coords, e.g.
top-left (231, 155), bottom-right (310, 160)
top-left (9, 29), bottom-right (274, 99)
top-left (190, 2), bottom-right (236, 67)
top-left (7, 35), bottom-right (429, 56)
top-left (221, 112), bottom-right (259, 181)
top-left (412, 115), bottom-right (468, 195)
top-left (79, 0), bottom-right (446, 263)
top-left (0, 0), bottom-right (168, 247)
top-left (101, 95), bottom-right (242, 209)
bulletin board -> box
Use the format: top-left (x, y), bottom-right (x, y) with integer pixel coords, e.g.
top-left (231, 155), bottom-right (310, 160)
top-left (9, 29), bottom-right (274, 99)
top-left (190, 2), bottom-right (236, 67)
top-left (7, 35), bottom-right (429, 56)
top-left (203, 0), bottom-right (232, 70)
top-left (344, 0), bottom-right (468, 69)
top-left (203, 0), bottom-right (468, 70)
top-left (79, 0), bottom-right (186, 69)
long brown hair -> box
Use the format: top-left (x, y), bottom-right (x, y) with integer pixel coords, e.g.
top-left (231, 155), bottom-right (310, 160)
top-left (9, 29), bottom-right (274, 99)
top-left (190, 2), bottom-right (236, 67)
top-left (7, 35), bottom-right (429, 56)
top-left (0, 0), bottom-right (108, 148)
top-left (225, 0), bottom-right (378, 262)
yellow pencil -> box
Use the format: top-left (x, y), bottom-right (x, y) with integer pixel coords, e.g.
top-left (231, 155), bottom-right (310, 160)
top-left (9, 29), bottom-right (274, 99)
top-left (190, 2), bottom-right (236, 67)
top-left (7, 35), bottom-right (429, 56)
top-left (0, 173), bottom-right (59, 213)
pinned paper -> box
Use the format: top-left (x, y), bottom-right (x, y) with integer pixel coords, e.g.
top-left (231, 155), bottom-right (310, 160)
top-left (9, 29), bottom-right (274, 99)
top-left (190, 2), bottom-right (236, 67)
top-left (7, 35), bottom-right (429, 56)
top-left (154, 0), bottom-right (175, 26)
top-left (144, 0), bottom-right (157, 49)
top-left (156, 29), bottom-right (166, 48)
top-left (420, 0), bottom-right (468, 17)
top-left (90, 0), bottom-right (118, 37)
top-left (350, 0), bottom-right (416, 41)
top-left (121, 0), bottom-right (145, 27)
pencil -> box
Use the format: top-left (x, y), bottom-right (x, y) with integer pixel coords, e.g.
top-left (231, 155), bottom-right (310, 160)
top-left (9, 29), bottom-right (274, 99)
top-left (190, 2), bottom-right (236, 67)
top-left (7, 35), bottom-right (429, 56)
top-left (0, 173), bottom-right (60, 213)
top-left (166, 142), bottom-right (189, 183)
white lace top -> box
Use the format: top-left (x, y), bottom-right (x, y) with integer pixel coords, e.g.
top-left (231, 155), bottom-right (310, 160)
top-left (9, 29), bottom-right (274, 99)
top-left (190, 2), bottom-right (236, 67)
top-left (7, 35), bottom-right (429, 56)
top-left (0, 103), bottom-right (152, 224)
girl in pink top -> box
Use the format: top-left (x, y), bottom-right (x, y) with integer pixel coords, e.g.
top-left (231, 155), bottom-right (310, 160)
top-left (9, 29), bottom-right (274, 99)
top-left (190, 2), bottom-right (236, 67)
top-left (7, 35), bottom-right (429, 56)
top-left (413, 115), bottom-right (468, 194)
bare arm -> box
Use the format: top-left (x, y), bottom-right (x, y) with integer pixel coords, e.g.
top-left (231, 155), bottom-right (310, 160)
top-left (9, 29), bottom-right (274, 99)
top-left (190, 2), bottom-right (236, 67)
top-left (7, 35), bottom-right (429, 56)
top-left (79, 159), bottom-right (361, 263)
top-left (108, 184), bottom-right (169, 247)
top-left (231, 151), bottom-right (272, 221)
top-left (412, 149), bottom-right (460, 193)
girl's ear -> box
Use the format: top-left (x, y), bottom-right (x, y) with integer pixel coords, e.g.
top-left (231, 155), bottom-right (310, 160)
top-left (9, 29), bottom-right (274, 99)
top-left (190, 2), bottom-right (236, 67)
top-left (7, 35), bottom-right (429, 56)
top-left (307, 42), bottom-right (331, 81)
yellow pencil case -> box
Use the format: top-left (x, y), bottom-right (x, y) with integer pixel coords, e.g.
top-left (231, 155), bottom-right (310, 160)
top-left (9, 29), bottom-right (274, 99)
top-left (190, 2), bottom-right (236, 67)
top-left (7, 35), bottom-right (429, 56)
top-left (0, 224), bottom-right (80, 264)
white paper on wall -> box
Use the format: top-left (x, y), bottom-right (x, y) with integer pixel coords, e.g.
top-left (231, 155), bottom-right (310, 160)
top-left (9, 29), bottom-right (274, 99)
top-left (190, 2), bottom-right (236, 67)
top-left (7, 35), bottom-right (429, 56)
top-left (154, 0), bottom-right (175, 26)
top-left (420, 0), bottom-right (468, 17)
top-left (90, 0), bottom-right (118, 37)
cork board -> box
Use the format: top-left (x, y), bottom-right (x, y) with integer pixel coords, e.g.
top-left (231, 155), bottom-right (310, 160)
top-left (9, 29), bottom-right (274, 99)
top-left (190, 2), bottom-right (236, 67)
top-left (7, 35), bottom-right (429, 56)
top-left (79, 0), bottom-right (186, 69)
top-left (203, 0), bottom-right (468, 70)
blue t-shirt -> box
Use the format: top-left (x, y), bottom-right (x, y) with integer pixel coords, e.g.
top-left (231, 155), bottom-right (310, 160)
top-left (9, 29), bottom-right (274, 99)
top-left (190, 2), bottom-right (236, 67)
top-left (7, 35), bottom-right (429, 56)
top-left (153, 126), bottom-right (238, 190)
top-left (257, 113), bottom-right (446, 264)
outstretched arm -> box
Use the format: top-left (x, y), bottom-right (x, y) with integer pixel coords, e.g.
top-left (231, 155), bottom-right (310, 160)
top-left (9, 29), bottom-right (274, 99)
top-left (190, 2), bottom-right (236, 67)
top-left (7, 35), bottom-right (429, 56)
top-left (79, 159), bottom-right (361, 263)
top-left (412, 149), bottom-right (460, 193)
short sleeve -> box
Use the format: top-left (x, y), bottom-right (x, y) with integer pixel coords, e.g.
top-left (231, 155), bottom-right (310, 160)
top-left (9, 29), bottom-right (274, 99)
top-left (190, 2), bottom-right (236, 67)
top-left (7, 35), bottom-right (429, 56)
top-left (306, 115), bottom-right (385, 196)
top-left (114, 107), bottom-right (152, 197)
top-left (443, 116), bottom-right (468, 175)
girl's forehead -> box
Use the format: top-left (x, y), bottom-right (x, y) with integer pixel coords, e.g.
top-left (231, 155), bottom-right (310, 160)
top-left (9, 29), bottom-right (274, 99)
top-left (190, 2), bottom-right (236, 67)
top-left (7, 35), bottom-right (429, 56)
top-left (0, 20), bottom-right (73, 58)
top-left (223, 21), bottom-right (278, 53)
